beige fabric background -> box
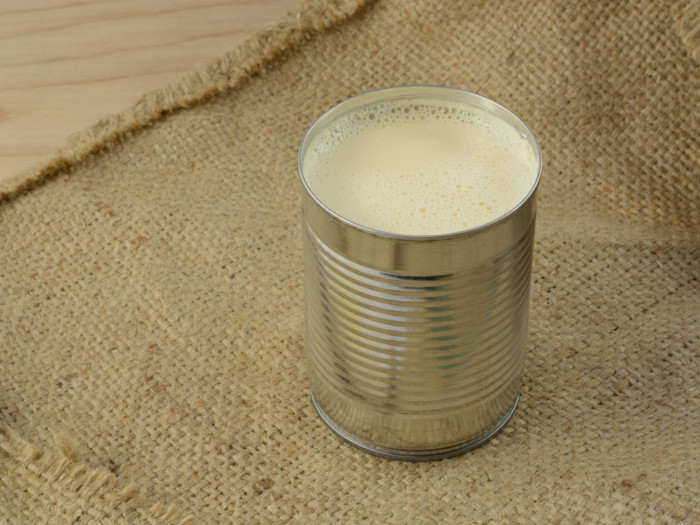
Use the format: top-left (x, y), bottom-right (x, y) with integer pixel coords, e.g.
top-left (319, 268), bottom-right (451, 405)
top-left (1, 0), bottom-right (698, 522)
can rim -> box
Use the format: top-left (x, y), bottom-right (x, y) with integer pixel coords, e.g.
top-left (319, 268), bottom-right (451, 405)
top-left (298, 85), bottom-right (542, 240)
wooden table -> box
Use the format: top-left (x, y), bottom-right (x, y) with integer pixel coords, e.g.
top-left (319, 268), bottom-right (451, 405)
top-left (0, 0), bottom-right (300, 183)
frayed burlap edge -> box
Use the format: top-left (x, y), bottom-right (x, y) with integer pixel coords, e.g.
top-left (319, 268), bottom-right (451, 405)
top-left (0, 0), bottom-right (375, 203)
top-left (0, 423), bottom-right (194, 524)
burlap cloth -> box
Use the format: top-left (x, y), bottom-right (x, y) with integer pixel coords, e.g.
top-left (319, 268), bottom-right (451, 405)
top-left (1, 0), bottom-right (698, 522)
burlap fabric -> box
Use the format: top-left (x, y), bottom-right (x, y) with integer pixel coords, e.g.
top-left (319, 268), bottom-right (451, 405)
top-left (1, 0), bottom-right (698, 522)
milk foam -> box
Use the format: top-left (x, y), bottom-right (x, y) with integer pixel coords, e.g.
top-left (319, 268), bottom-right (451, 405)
top-left (302, 98), bottom-right (538, 235)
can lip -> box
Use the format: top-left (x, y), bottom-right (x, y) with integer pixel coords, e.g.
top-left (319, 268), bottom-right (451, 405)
top-left (298, 84), bottom-right (542, 240)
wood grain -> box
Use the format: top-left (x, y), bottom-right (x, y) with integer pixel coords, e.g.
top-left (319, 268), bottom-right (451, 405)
top-left (0, 0), bottom-right (300, 182)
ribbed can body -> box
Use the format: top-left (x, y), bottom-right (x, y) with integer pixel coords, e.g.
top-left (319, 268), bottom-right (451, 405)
top-left (299, 86), bottom-right (541, 459)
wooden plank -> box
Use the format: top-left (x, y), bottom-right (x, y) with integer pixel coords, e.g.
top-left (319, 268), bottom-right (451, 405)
top-left (0, 0), bottom-right (300, 182)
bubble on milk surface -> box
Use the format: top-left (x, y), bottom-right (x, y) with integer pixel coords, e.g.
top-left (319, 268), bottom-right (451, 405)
top-left (303, 97), bottom-right (538, 235)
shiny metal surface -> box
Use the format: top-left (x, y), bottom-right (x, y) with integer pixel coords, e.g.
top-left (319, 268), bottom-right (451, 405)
top-left (299, 86), bottom-right (541, 460)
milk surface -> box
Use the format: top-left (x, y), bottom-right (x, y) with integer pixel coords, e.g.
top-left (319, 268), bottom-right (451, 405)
top-left (302, 98), bottom-right (538, 235)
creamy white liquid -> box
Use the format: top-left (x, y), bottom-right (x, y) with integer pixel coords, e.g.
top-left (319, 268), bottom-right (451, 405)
top-left (302, 97), bottom-right (539, 235)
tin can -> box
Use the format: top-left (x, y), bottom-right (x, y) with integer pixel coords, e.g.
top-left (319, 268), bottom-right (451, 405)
top-left (298, 86), bottom-right (542, 460)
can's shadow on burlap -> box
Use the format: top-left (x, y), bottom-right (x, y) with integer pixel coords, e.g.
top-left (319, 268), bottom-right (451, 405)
top-left (1, 0), bottom-right (698, 522)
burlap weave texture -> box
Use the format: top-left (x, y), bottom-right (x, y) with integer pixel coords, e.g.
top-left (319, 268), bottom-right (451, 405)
top-left (1, 0), bottom-right (698, 522)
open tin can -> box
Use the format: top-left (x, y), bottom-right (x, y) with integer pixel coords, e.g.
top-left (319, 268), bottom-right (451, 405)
top-left (298, 85), bottom-right (542, 460)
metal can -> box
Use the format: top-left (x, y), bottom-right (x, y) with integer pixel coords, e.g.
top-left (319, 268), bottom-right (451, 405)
top-left (298, 86), bottom-right (542, 460)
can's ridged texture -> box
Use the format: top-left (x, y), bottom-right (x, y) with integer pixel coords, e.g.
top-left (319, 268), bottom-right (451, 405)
top-left (303, 206), bottom-right (535, 458)
top-left (299, 86), bottom-right (541, 460)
